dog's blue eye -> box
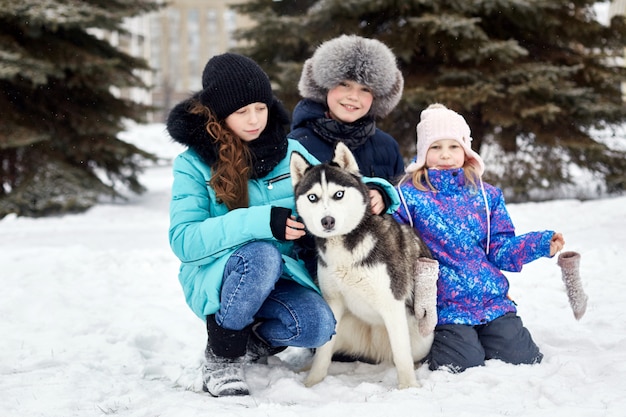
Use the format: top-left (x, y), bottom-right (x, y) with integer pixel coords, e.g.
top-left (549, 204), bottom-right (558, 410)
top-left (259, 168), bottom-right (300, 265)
top-left (334, 191), bottom-right (344, 199)
top-left (307, 194), bottom-right (318, 202)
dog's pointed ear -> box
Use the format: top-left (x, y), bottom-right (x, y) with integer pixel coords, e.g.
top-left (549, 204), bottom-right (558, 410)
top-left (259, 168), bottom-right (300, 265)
top-left (332, 142), bottom-right (360, 175)
top-left (290, 151), bottom-right (311, 187)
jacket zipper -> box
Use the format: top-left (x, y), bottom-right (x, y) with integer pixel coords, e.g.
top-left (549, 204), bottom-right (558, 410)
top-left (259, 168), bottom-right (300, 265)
top-left (265, 173), bottom-right (290, 190)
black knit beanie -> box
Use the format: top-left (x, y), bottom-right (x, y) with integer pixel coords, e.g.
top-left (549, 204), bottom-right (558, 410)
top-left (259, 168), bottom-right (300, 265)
top-left (199, 53), bottom-right (273, 120)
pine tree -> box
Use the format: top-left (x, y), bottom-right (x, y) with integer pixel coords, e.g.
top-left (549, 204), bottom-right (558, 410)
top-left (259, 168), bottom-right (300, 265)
top-left (0, 0), bottom-right (161, 217)
top-left (233, 0), bottom-right (626, 200)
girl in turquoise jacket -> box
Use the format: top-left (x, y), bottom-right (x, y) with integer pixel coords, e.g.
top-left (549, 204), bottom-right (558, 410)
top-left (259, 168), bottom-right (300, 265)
top-left (394, 104), bottom-right (565, 373)
top-left (166, 53), bottom-right (398, 397)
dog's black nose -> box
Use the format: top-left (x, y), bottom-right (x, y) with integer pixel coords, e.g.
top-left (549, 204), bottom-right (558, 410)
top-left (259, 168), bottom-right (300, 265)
top-left (321, 216), bottom-right (335, 230)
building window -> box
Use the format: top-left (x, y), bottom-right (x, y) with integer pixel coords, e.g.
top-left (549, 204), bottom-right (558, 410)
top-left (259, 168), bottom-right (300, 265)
top-left (224, 9), bottom-right (237, 49)
top-left (168, 9), bottom-right (181, 90)
top-left (206, 9), bottom-right (219, 59)
top-left (188, 8), bottom-right (200, 90)
top-left (150, 15), bottom-right (161, 83)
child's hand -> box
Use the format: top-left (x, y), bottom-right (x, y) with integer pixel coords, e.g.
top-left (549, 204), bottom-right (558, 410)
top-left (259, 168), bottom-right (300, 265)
top-left (368, 189), bottom-right (385, 215)
top-left (550, 232), bottom-right (565, 256)
top-left (285, 216), bottom-right (306, 241)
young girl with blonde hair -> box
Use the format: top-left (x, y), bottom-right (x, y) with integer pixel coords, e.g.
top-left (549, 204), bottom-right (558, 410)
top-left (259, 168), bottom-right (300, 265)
top-left (394, 103), bottom-right (565, 372)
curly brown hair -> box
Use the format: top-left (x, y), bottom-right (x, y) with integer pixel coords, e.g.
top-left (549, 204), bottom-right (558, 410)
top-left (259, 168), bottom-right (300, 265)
top-left (190, 100), bottom-right (252, 210)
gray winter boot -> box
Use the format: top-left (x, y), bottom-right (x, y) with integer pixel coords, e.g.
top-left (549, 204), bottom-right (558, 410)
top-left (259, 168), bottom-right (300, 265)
top-left (414, 257), bottom-right (439, 336)
top-left (245, 324), bottom-right (287, 364)
top-left (202, 315), bottom-right (251, 397)
top-left (557, 251), bottom-right (588, 320)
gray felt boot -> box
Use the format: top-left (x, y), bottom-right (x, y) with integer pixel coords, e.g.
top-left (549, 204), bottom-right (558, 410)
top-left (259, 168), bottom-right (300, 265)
top-left (414, 257), bottom-right (439, 336)
top-left (245, 324), bottom-right (287, 365)
top-left (202, 315), bottom-right (251, 397)
top-left (557, 251), bottom-right (588, 320)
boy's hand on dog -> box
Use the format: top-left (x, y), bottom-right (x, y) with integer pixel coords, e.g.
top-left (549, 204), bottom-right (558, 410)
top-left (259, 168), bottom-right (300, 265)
top-left (368, 189), bottom-right (385, 215)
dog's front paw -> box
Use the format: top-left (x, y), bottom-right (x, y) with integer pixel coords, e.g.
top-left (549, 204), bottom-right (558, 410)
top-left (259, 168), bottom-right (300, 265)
top-left (304, 373), bottom-right (324, 388)
top-left (397, 376), bottom-right (421, 390)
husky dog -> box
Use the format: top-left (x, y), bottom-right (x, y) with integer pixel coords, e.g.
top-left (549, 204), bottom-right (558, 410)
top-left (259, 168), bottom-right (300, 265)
top-left (290, 142), bottom-right (438, 389)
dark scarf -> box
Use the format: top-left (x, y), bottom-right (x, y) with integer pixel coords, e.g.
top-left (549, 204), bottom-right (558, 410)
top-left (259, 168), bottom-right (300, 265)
top-left (247, 123), bottom-right (288, 178)
top-left (307, 115), bottom-right (376, 150)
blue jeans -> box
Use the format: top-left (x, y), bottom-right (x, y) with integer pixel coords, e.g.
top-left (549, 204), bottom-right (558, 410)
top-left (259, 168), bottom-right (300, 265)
top-left (215, 241), bottom-right (335, 349)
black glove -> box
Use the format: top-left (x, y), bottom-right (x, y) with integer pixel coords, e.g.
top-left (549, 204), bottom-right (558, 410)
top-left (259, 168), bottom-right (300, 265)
top-left (270, 206), bottom-right (292, 241)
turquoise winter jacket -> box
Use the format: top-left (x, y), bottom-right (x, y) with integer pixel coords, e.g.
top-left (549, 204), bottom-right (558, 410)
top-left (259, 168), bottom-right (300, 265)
top-left (169, 139), bottom-right (400, 320)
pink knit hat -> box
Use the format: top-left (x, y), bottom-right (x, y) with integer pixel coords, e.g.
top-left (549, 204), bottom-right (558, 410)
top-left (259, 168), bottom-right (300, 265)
top-left (405, 103), bottom-right (485, 175)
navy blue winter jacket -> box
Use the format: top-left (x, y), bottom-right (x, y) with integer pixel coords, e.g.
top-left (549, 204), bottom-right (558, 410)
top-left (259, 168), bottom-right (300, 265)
top-left (288, 98), bottom-right (404, 182)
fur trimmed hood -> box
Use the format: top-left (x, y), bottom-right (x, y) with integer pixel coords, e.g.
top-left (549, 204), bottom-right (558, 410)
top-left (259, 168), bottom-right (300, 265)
top-left (166, 92), bottom-right (217, 163)
top-left (166, 92), bottom-right (290, 175)
top-left (298, 35), bottom-right (403, 118)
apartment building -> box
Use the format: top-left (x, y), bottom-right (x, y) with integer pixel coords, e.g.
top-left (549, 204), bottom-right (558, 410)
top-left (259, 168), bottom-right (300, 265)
top-left (117, 1), bottom-right (624, 121)
top-left (115, 0), bottom-right (252, 122)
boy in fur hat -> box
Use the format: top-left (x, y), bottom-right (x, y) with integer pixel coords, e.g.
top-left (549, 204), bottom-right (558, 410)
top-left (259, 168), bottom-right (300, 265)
top-left (394, 103), bottom-right (566, 373)
top-left (289, 35), bottom-right (406, 279)
top-left (290, 34), bottom-right (405, 203)
top-left (166, 53), bottom-right (401, 397)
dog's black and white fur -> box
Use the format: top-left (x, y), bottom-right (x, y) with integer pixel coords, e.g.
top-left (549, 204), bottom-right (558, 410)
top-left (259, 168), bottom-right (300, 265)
top-left (290, 143), bottom-right (438, 389)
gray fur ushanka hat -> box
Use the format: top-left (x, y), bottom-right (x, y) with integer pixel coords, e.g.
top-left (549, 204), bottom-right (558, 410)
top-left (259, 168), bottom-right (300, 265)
top-left (298, 34), bottom-right (404, 118)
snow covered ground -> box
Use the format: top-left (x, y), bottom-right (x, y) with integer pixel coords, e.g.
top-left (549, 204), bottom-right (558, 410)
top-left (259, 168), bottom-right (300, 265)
top-left (1, 123), bottom-right (625, 417)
